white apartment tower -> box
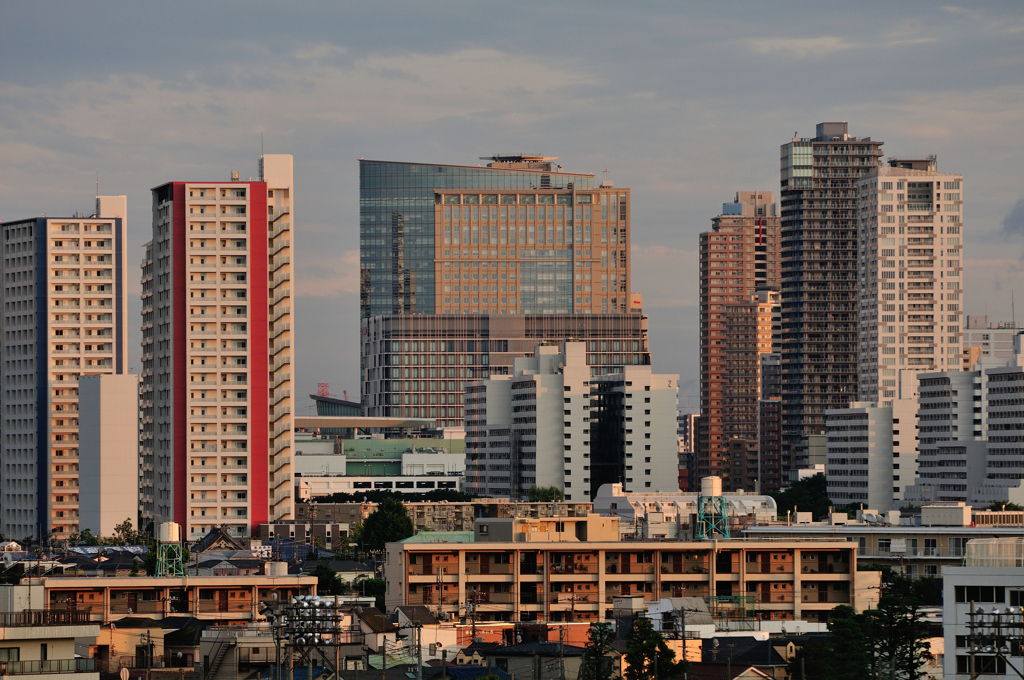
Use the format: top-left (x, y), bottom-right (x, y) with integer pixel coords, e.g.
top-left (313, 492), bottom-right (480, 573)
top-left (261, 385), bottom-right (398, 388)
top-left (140, 155), bottom-right (294, 540)
top-left (1, 197), bottom-right (129, 541)
top-left (857, 157), bottom-right (964, 403)
top-left (465, 342), bottom-right (679, 501)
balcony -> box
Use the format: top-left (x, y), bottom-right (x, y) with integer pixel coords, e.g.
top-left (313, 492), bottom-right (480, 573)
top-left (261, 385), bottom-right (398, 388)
top-left (0, 659), bottom-right (97, 675)
top-left (0, 610), bottom-right (91, 627)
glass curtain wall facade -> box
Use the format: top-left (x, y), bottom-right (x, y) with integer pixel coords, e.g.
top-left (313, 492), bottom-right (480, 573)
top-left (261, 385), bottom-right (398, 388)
top-left (359, 160), bottom-right (595, 318)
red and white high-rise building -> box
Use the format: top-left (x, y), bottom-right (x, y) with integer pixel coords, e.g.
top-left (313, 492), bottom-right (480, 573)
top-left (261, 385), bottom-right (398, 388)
top-left (140, 155), bottom-right (294, 540)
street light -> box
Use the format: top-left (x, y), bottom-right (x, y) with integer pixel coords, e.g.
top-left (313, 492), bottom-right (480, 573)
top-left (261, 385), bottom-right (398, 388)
top-left (966, 603), bottom-right (1024, 680)
top-left (264, 595), bottom-right (364, 680)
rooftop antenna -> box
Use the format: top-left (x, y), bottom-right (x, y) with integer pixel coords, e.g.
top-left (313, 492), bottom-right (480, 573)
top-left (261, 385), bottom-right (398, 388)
top-left (259, 131), bottom-right (265, 181)
top-left (95, 170), bottom-right (99, 199)
top-left (1013, 290), bottom-right (1016, 328)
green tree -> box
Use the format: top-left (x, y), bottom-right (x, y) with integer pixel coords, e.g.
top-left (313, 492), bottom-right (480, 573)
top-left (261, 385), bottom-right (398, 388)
top-left (77, 529), bottom-right (100, 546)
top-left (820, 605), bottom-right (872, 680)
top-left (360, 497), bottom-right (413, 551)
top-left (580, 623), bottom-right (616, 680)
top-left (144, 550), bottom-right (158, 576)
top-left (310, 563), bottom-right (342, 595)
top-left (802, 578), bottom-right (933, 680)
top-left (527, 485), bottom-right (564, 502)
top-left (766, 474), bottom-right (832, 520)
top-left (986, 501), bottom-right (1024, 511)
top-left (112, 518), bottom-right (137, 545)
top-left (869, 596), bottom-right (932, 680)
top-left (623, 618), bottom-right (683, 680)
top-left (362, 578), bottom-right (386, 611)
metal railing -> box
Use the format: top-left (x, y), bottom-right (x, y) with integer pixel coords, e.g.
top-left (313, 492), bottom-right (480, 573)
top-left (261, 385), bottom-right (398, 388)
top-left (0, 610), bottom-right (91, 627)
top-left (0, 658), bottom-right (96, 675)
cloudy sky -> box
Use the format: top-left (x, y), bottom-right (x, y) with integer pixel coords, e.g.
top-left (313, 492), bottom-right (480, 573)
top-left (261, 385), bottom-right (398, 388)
top-left (3, 1), bottom-right (1023, 413)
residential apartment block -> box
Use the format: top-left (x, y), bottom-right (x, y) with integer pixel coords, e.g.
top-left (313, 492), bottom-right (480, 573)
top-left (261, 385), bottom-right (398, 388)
top-left (465, 342), bottom-right (679, 501)
top-left (744, 505), bottom-right (1024, 579)
top-left (384, 518), bottom-right (864, 624)
top-left (780, 123), bottom-right (884, 466)
top-left (722, 290), bottom-right (781, 491)
top-left (1, 198), bottom-right (128, 541)
top-left (361, 313), bottom-right (650, 428)
top-left (962, 315), bottom-right (1021, 370)
top-left (140, 155), bottom-right (295, 540)
top-left (698, 192), bottom-right (780, 485)
top-left (857, 157), bottom-right (964, 403)
top-left (825, 399), bottom-right (917, 511)
top-left (78, 374), bottom-right (139, 537)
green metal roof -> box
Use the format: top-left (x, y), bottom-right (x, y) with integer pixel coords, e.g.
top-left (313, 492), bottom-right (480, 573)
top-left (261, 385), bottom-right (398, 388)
top-left (399, 531), bottom-right (475, 544)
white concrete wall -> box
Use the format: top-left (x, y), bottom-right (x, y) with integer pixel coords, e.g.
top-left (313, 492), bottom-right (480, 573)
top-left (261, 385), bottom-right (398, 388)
top-left (79, 374), bottom-right (139, 537)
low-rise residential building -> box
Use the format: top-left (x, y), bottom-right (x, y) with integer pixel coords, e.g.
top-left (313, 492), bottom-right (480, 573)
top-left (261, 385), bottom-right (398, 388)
top-left (0, 610), bottom-right (99, 680)
top-left (385, 519), bottom-right (869, 625)
top-left (743, 504), bottom-right (1024, 578)
top-left (0, 573), bottom-right (315, 625)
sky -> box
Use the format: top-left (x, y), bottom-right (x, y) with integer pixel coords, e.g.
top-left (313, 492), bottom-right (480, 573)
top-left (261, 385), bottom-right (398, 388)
top-left (2, 1), bottom-right (1023, 414)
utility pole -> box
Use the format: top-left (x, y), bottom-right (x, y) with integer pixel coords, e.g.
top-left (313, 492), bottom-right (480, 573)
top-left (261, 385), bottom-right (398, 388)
top-left (561, 627), bottom-right (569, 680)
top-left (415, 625), bottom-right (423, 680)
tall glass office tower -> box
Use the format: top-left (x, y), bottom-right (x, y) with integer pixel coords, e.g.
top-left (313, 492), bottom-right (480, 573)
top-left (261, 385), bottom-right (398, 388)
top-left (358, 156), bottom-right (637, 318)
top-left (359, 156), bottom-right (643, 429)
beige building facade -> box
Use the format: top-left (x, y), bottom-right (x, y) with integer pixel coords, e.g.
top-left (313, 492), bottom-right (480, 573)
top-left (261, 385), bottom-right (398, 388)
top-left (857, 158), bottom-right (964, 403)
top-left (141, 155), bottom-right (295, 540)
top-left (1, 198), bottom-right (129, 541)
top-left (385, 529), bottom-right (865, 625)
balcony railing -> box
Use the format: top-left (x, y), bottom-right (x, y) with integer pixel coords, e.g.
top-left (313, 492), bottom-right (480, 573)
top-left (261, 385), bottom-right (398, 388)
top-left (0, 610), bottom-right (91, 627)
top-left (0, 659), bottom-right (96, 675)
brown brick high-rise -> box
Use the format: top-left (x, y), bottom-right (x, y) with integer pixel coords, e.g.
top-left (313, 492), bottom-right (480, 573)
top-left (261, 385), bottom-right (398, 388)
top-left (698, 192), bottom-right (780, 486)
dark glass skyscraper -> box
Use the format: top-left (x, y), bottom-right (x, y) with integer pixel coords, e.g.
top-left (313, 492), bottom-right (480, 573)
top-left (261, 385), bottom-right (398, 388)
top-left (779, 123), bottom-right (884, 464)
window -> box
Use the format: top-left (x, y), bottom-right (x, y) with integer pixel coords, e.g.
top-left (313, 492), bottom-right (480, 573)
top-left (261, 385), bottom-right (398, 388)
top-left (954, 586), bottom-right (1005, 603)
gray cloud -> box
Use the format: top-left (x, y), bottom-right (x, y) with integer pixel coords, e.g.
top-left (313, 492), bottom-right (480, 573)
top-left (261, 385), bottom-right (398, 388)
top-left (3, 0), bottom-right (1024, 398)
top-left (1003, 198), bottom-right (1024, 236)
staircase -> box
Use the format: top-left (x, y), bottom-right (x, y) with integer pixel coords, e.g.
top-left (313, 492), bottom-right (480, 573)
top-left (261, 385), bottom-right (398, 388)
top-left (204, 640), bottom-right (233, 680)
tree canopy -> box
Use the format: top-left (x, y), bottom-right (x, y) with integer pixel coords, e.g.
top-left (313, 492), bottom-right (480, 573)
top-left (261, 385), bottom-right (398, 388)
top-left (580, 623), bottom-right (616, 680)
top-left (311, 563), bottom-right (343, 595)
top-left (359, 497), bottom-right (414, 551)
top-left (766, 474), bottom-right (833, 520)
top-left (623, 617), bottom-right (685, 680)
top-left (791, 570), bottom-right (934, 679)
top-left (986, 501), bottom-right (1024, 512)
top-left (527, 485), bottom-right (564, 502)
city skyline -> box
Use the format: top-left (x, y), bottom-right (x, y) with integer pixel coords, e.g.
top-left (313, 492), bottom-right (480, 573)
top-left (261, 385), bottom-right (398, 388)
top-left (2, 3), bottom-right (1023, 411)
